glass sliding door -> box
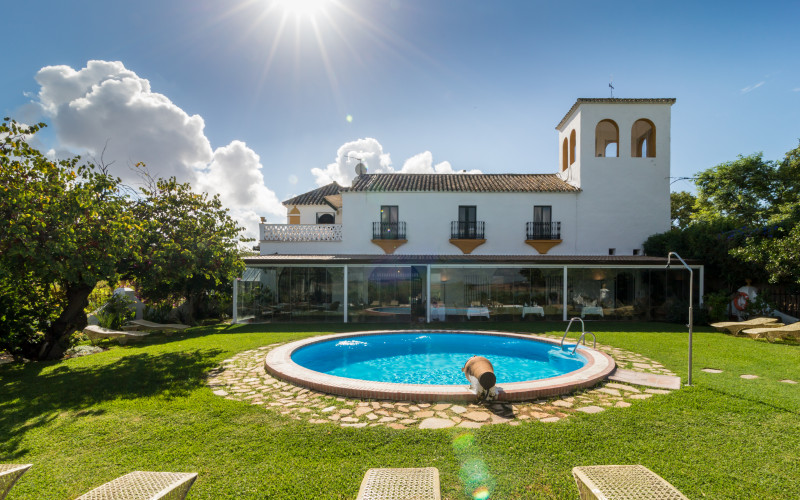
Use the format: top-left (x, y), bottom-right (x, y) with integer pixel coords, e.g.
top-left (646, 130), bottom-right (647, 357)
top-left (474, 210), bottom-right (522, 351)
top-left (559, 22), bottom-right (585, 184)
top-left (379, 205), bottom-right (399, 239)
top-left (347, 265), bottom-right (426, 323)
top-left (457, 205), bottom-right (477, 239)
top-left (532, 205), bottom-right (553, 239)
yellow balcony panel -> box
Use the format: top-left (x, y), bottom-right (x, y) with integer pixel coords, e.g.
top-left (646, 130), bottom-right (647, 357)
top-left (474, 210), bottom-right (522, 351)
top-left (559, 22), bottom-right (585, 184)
top-left (371, 239), bottom-right (407, 254)
top-left (449, 239), bottom-right (486, 255)
top-left (525, 239), bottom-right (562, 254)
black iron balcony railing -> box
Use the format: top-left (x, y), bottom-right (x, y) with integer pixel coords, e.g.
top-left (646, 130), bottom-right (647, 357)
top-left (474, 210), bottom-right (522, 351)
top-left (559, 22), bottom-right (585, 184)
top-left (451, 221), bottom-right (485, 239)
top-left (526, 221), bottom-right (561, 240)
top-left (373, 221), bottom-right (406, 240)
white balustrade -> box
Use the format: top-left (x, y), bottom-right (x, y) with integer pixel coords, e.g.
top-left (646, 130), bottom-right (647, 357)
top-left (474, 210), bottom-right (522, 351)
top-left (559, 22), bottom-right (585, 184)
top-left (261, 224), bottom-right (342, 242)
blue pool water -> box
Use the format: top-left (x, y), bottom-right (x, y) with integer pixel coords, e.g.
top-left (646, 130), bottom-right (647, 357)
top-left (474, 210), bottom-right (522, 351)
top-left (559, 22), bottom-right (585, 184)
top-left (291, 332), bottom-right (586, 385)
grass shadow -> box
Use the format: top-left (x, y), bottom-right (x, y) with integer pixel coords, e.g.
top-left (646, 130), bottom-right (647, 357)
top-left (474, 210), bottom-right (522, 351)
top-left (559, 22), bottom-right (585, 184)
top-left (0, 347), bottom-right (222, 456)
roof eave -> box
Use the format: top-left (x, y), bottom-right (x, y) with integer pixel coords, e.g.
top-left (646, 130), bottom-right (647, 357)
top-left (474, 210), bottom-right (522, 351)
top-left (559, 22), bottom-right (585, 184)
top-left (555, 98), bottom-right (677, 131)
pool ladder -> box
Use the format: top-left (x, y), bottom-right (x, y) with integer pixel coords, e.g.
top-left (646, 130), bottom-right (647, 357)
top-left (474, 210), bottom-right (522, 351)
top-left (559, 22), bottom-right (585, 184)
top-left (560, 317), bottom-right (596, 354)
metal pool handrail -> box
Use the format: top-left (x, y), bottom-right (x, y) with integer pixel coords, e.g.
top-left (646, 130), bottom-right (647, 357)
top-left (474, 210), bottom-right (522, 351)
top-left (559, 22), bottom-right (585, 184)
top-left (572, 331), bottom-right (596, 354)
top-left (560, 317), bottom-right (584, 347)
top-left (560, 317), bottom-right (596, 353)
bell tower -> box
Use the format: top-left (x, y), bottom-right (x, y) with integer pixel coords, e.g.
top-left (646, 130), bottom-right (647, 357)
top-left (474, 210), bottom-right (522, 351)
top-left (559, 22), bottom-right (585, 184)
top-left (555, 98), bottom-right (676, 254)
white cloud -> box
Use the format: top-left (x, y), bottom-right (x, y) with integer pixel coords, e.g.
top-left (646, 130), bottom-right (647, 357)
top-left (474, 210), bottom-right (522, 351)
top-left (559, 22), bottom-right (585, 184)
top-left (198, 140), bottom-right (283, 229)
top-left (33, 60), bottom-right (283, 236)
top-left (399, 151), bottom-right (480, 174)
top-left (312, 138), bottom-right (480, 186)
top-left (311, 137), bottom-right (393, 186)
top-left (32, 60), bottom-right (481, 236)
top-left (740, 81), bottom-right (765, 94)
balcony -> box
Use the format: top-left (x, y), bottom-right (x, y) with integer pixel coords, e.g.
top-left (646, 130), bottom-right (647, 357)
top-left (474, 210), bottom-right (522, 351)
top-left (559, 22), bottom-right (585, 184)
top-left (525, 221), bottom-right (562, 254)
top-left (526, 221), bottom-right (561, 240)
top-left (450, 221), bottom-right (485, 239)
top-left (449, 221), bottom-right (486, 254)
top-left (371, 221), bottom-right (407, 254)
top-left (372, 221), bottom-right (406, 240)
top-left (261, 224), bottom-right (342, 242)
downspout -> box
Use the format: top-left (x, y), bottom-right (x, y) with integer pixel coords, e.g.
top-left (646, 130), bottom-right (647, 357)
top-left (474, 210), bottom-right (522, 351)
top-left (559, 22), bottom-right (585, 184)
top-left (232, 278), bottom-right (239, 324)
top-left (343, 266), bottom-right (348, 323)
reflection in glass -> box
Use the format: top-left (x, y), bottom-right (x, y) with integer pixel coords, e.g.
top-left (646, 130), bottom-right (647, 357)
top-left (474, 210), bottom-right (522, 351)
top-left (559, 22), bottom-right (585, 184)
top-left (347, 266), bottom-right (427, 323)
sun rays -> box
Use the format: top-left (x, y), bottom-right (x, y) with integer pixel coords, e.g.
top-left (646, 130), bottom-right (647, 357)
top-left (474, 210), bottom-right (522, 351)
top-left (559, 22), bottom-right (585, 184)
top-left (206, 0), bottom-right (442, 115)
top-left (272, 0), bottom-right (332, 18)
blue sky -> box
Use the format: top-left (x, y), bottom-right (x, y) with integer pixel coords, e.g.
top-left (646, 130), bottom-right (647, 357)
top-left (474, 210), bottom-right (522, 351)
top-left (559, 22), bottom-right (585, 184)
top-left (3, 0), bottom-right (800, 231)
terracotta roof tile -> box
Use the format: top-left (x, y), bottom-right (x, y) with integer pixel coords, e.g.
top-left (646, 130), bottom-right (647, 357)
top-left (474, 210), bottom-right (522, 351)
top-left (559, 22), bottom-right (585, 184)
top-left (283, 182), bottom-right (345, 206)
top-left (347, 174), bottom-right (579, 193)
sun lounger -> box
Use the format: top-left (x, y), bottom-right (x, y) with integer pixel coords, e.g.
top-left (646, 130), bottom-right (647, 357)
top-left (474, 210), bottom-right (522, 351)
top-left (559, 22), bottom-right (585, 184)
top-left (710, 317), bottom-right (780, 336)
top-left (572, 465), bottom-right (687, 500)
top-left (357, 468), bottom-right (440, 500)
top-left (742, 322), bottom-right (800, 342)
top-left (75, 471), bottom-right (197, 500)
top-left (124, 320), bottom-right (190, 334)
top-left (1, 464), bottom-right (32, 500)
top-left (84, 325), bottom-right (149, 345)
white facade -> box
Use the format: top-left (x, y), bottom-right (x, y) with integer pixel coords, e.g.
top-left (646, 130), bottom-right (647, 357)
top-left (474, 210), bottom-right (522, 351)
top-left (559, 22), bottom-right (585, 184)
top-left (236, 97), bottom-right (709, 326)
top-left (259, 98), bottom-right (673, 257)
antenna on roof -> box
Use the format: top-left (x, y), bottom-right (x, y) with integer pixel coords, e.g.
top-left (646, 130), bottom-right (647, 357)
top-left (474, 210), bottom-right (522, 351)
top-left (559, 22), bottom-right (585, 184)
top-left (346, 154), bottom-right (367, 176)
top-left (609, 76), bottom-right (614, 98)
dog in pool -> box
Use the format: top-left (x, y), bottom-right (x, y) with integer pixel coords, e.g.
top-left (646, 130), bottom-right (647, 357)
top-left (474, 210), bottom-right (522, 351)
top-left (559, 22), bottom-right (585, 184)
top-left (462, 356), bottom-right (497, 401)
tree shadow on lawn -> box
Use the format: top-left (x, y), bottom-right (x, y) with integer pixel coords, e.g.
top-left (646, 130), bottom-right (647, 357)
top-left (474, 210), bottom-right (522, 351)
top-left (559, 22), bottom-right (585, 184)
top-left (0, 347), bottom-right (222, 457)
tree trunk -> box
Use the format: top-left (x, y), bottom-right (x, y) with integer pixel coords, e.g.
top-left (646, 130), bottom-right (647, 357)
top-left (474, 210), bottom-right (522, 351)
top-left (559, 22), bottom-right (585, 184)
top-left (182, 292), bottom-right (200, 326)
top-left (37, 284), bottom-right (93, 360)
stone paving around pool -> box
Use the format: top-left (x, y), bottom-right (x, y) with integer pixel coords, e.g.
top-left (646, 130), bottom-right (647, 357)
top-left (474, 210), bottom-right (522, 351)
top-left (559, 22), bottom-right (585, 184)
top-left (206, 336), bottom-right (679, 430)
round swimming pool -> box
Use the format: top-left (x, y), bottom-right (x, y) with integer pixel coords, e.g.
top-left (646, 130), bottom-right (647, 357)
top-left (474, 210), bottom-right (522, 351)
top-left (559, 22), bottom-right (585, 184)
top-left (291, 333), bottom-right (585, 384)
top-left (264, 330), bottom-right (615, 402)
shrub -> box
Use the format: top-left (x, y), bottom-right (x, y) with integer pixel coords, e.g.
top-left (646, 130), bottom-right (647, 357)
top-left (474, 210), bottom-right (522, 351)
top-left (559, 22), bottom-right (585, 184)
top-left (144, 301), bottom-right (174, 323)
top-left (704, 291), bottom-right (731, 322)
top-left (744, 294), bottom-right (776, 318)
top-left (666, 298), bottom-right (710, 326)
top-left (85, 282), bottom-right (114, 315)
top-left (193, 291), bottom-right (232, 321)
top-left (96, 294), bottom-right (135, 330)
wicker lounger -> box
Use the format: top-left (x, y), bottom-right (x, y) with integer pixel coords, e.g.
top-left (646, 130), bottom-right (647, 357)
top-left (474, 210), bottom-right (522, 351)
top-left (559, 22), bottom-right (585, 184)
top-left (0, 464), bottom-right (32, 500)
top-left (710, 317), bottom-right (779, 336)
top-left (75, 471), bottom-right (197, 500)
top-left (84, 326), bottom-right (150, 345)
top-left (357, 468), bottom-right (440, 500)
top-left (125, 320), bottom-right (190, 334)
top-left (572, 465), bottom-right (687, 500)
top-left (743, 322), bottom-right (800, 342)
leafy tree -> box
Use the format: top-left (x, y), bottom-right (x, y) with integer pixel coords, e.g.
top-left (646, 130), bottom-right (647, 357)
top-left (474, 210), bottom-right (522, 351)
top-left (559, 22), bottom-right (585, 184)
top-left (693, 153), bottom-right (780, 225)
top-left (643, 219), bottom-right (764, 290)
top-left (648, 142), bottom-right (800, 287)
top-left (1, 119), bottom-right (248, 360)
top-left (730, 143), bottom-right (800, 283)
top-left (670, 191), bottom-right (697, 229)
top-left (127, 175), bottom-right (246, 324)
top-left (0, 119), bottom-right (138, 360)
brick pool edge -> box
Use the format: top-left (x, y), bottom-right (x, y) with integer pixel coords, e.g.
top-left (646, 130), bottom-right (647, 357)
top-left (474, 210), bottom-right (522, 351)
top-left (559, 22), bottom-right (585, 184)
top-left (264, 330), bottom-right (616, 403)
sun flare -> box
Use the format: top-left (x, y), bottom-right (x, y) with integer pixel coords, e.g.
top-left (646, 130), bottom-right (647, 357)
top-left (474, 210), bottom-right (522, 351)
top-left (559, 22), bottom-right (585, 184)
top-left (273, 0), bottom-right (331, 18)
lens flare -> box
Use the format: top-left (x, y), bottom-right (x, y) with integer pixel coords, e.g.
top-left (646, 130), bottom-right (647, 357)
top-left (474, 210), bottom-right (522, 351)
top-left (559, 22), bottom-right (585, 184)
top-left (346, 114), bottom-right (353, 123)
top-left (472, 486), bottom-right (491, 500)
top-left (452, 432), bottom-right (495, 499)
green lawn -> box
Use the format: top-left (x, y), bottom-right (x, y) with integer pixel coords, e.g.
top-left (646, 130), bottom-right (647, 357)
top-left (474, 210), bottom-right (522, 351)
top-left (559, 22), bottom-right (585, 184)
top-left (1, 322), bottom-right (799, 499)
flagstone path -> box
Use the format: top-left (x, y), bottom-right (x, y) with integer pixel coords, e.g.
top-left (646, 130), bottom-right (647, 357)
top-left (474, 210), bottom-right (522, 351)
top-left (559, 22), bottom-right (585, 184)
top-left (206, 335), bottom-right (679, 429)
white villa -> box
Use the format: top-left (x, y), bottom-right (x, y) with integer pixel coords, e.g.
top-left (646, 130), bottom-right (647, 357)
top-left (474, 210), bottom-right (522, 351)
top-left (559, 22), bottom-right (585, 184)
top-left (234, 98), bottom-right (703, 324)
